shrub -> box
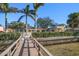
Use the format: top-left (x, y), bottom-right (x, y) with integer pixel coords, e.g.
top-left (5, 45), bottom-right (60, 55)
top-left (0, 32), bottom-right (21, 41)
top-left (32, 32), bottom-right (79, 38)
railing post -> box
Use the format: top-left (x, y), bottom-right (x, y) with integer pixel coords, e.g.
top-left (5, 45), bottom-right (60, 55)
top-left (27, 38), bottom-right (30, 56)
top-left (38, 45), bottom-right (40, 56)
top-left (7, 50), bottom-right (11, 56)
top-left (33, 40), bottom-right (35, 48)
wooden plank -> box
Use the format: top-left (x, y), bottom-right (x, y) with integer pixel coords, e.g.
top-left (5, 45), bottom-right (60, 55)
top-left (30, 48), bottom-right (38, 56)
top-left (13, 38), bottom-right (24, 56)
top-left (22, 48), bottom-right (28, 56)
top-left (31, 36), bottom-right (52, 56)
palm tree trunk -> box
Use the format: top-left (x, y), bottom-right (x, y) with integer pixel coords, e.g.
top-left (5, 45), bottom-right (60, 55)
top-left (26, 14), bottom-right (28, 34)
top-left (5, 13), bottom-right (7, 32)
top-left (35, 12), bottom-right (37, 32)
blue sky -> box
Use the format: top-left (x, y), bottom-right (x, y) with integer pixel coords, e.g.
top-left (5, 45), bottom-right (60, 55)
top-left (1, 3), bottom-right (79, 27)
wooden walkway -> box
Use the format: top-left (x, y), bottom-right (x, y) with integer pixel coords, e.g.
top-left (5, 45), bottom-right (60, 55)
top-left (0, 32), bottom-right (52, 56)
top-left (22, 37), bottom-right (38, 56)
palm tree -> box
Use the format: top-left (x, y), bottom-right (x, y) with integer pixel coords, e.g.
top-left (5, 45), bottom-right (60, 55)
top-left (33, 3), bottom-right (44, 31)
top-left (17, 4), bottom-right (35, 33)
top-left (0, 3), bottom-right (9, 31)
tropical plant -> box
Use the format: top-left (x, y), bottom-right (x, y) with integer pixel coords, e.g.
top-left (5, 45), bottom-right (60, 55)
top-left (8, 21), bottom-right (26, 32)
top-left (33, 3), bottom-right (44, 30)
top-left (17, 4), bottom-right (35, 33)
top-left (0, 3), bottom-right (9, 31)
top-left (0, 3), bottom-right (19, 32)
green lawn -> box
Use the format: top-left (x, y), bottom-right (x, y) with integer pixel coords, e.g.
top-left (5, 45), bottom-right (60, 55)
top-left (45, 42), bottom-right (79, 56)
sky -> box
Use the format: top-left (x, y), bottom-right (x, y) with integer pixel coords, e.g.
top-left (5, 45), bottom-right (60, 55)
top-left (1, 3), bottom-right (79, 27)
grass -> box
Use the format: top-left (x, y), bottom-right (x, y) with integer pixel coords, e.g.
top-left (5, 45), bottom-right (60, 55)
top-left (45, 42), bottom-right (79, 56)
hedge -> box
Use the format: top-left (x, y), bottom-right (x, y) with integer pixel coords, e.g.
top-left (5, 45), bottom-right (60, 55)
top-left (0, 32), bottom-right (21, 41)
top-left (32, 32), bottom-right (79, 38)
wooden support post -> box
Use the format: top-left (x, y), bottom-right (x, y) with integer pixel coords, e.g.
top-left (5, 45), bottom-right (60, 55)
top-left (27, 39), bottom-right (30, 56)
top-left (31, 38), bottom-right (35, 48)
top-left (7, 50), bottom-right (11, 56)
top-left (38, 45), bottom-right (40, 56)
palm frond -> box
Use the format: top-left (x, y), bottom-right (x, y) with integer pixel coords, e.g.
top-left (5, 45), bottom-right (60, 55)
top-left (25, 4), bottom-right (30, 13)
top-left (0, 3), bottom-right (9, 12)
top-left (33, 3), bottom-right (44, 11)
top-left (9, 7), bottom-right (18, 13)
top-left (17, 15), bottom-right (25, 22)
top-left (29, 10), bottom-right (37, 16)
top-left (28, 14), bottom-right (35, 21)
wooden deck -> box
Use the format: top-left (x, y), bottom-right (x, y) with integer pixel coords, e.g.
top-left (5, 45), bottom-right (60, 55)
top-left (0, 32), bottom-right (52, 56)
top-left (22, 37), bottom-right (38, 56)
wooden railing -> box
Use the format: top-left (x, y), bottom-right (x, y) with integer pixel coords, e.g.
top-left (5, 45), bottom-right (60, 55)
top-left (0, 34), bottom-right (25, 56)
top-left (31, 36), bottom-right (52, 56)
top-left (37, 36), bottom-right (79, 40)
top-left (37, 36), bottom-right (79, 45)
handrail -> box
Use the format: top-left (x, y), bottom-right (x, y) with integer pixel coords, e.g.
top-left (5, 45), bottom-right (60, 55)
top-left (31, 35), bottom-right (52, 56)
top-left (37, 36), bottom-right (79, 40)
top-left (0, 34), bottom-right (24, 56)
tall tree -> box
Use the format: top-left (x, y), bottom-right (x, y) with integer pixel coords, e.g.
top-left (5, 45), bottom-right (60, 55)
top-left (37, 17), bottom-right (54, 28)
top-left (33, 3), bottom-right (44, 31)
top-left (8, 21), bottom-right (26, 32)
top-left (17, 4), bottom-right (35, 33)
top-left (0, 3), bottom-right (9, 31)
top-left (67, 12), bottom-right (79, 28)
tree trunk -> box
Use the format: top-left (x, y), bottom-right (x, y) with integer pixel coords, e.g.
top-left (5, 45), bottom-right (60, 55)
top-left (26, 14), bottom-right (28, 34)
top-left (35, 12), bottom-right (37, 32)
top-left (5, 13), bottom-right (7, 32)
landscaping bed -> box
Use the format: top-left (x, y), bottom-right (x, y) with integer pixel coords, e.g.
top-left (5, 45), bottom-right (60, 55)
top-left (0, 32), bottom-right (21, 54)
top-left (45, 42), bottom-right (79, 56)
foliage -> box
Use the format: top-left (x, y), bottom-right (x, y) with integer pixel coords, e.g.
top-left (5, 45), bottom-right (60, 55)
top-left (33, 3), bottom-right (44, 11)
top-left (17, 4), bottom-right (35, 22)
top-left (37, 17), bottom-right (54, 28)
top-left (8, 21), bottom-right (26, 32)
top-left (67, 12), bottom-right (79, 28)
top-left (0, 3), bottom-right (9, 12)
top-left (32, 32), bottom-right (79, 38)
top-left (0, 3), bottom-right (9, 31)
top-left (33, 3), bottom-right (44, 29)
top-left (0, 32), bottom-right (21, 41)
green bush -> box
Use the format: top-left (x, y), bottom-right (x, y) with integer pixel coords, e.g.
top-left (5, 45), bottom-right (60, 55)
top-left (32, 32), bottom-right (79, 38)
top-left (0, 32), bottom-right (21, 41)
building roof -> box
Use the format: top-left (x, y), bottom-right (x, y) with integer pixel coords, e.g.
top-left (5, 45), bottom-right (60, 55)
top-left (28, 28), bottom-right (47, 30)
